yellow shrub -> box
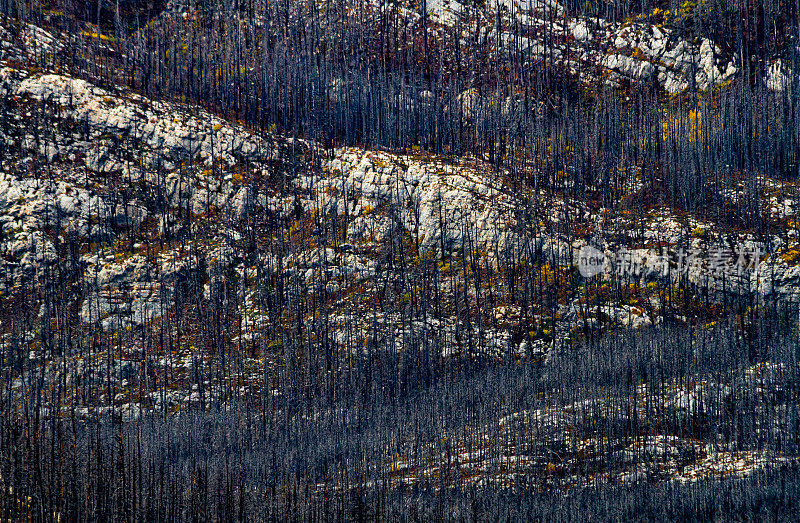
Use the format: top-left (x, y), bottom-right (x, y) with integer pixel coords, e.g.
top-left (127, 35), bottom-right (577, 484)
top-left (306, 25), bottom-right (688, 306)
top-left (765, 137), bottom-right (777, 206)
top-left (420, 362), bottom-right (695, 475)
top-left (781, 248), bottom-right (800, 264)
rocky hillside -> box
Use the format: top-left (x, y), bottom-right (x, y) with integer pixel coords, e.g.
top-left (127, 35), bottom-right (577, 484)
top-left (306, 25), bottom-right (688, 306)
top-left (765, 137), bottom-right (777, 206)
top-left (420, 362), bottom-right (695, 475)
top-left (2, 7), bottom-right (800, 519)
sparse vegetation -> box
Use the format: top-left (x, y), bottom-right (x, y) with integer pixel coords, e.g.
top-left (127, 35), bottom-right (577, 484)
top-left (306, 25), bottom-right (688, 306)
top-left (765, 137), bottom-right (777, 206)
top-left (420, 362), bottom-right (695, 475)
top-left (1, 0), bottom-right (800, 520)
